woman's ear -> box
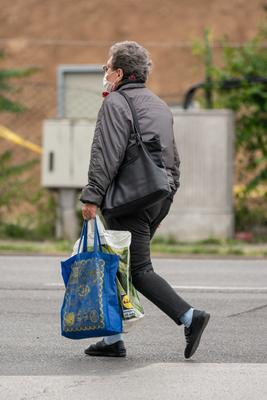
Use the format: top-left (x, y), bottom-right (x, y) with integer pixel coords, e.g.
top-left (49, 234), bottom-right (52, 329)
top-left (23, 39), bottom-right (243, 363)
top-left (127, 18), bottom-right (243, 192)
top-left (117, 68), bottom-right (124, 81)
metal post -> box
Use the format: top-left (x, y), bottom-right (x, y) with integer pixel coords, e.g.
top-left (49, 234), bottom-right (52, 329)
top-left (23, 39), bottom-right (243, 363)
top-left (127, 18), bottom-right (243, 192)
top-left (56, 188), bottom-right (78, 241)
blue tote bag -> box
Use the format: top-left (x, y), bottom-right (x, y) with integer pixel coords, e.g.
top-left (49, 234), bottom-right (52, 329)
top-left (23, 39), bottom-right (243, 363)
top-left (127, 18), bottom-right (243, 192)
top-left (60, 219), bottom-right (123, 339)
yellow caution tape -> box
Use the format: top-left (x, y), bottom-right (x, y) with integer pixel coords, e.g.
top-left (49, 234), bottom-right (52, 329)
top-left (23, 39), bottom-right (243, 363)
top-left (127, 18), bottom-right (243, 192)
top-left (0, 125), bottom-right (42, 154)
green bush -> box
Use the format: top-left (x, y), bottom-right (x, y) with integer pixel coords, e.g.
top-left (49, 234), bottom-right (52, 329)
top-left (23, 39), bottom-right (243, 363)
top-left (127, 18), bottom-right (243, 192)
top-left (193, 26), bottom-right (267, 232)
top-left (0, 223), bottom-right (33, 240)
top-left (0, 186), bottom-right (57, 241)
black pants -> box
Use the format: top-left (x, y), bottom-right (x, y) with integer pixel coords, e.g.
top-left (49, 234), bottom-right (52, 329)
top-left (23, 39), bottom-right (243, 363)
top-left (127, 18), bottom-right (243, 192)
top-left (105, 197), bottom-right (191, 326)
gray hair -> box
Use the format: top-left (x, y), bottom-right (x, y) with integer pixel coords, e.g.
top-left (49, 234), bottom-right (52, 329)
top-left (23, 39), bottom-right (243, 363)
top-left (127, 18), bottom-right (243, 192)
top-left (109, 41), bottom-right (152, 82)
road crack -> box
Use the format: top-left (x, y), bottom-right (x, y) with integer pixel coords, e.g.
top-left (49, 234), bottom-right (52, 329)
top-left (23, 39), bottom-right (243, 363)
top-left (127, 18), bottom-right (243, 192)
top-left (227, 303), bottom-right (267, 318)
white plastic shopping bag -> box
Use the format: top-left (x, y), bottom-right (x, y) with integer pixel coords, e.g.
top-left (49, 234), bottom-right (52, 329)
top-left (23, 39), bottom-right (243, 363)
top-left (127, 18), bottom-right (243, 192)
top-left (72, 216), bottom-right (144, 324)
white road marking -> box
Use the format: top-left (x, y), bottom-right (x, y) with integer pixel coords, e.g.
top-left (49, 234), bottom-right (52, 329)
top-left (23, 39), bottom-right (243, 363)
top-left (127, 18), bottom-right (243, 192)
top-left (45, 283), bottom-right (64, 287)
top-left (171, 285), bottom-right (267, 292)
top-left (44, 283), bottom-right (267, 293)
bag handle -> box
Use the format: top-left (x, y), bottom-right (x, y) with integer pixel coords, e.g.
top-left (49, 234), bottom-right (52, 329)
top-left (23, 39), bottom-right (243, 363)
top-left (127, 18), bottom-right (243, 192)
top-left (93, 218), bottom-right (102, 253)
top-left (118, 90), bottom-right (143, 145)
top-left (77, 220), bottom-right (88, 254)
top-left (77, 219), bottom-right (102, 254)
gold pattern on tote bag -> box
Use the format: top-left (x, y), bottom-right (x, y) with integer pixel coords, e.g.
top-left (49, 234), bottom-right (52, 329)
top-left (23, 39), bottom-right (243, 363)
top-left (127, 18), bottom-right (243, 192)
top-left (64, 312), bottom-right (75, 326)
top-left (63, 258), bottom-right (105, 332)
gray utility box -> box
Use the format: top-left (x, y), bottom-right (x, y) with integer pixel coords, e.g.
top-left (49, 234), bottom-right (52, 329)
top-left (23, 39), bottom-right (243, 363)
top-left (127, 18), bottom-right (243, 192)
top-left (41, 65), bottom-right (103, 241)
top-left (41, 119), bottom-right (95, 188)
top-left (159, 109), bottom-right (235, 241)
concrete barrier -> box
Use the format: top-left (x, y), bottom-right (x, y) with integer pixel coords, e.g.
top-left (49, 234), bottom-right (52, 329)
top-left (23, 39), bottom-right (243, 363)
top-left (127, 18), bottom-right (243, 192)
top-left (159, 109), bottom-right (235, 241)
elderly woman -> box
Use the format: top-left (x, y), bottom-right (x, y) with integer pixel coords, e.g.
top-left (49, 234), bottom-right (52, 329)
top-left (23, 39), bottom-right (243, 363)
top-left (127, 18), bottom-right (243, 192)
top-left (80, 41), bottom-right (209, 359)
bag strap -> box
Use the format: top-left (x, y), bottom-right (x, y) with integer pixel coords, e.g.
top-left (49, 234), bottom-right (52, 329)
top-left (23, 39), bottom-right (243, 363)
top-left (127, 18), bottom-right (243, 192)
top-left (93, 218), bottom-right (102, 253)
top-left (77, 220), bottom-right (88, 254)
top-left (77, 219), bottom-right (102, 254)
top-left (118, 90), bottom-right (143, 145)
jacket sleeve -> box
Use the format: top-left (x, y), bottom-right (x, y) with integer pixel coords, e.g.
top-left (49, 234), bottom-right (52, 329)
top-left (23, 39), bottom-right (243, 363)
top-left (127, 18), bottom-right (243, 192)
top-left (80, 94), bottom-right (131, 206)
top-left (170, 115), bottom-right (180, 196)
top-left (172, 137), bottom-right (181, 194)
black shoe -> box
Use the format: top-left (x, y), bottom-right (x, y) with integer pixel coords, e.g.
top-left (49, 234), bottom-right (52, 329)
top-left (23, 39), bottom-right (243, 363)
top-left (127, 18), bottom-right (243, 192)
top-left (84, 339), bottom-right (126, 357)
top-left (184, 310), bottom-right (210, 359)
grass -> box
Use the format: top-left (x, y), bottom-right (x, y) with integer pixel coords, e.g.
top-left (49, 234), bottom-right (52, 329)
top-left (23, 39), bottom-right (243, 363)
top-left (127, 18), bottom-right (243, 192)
top-left (151, 243), bottom-right (245, 256)
top-left (0, 239), bottom-right (73, 255)
top-left (0, 236), bottom-right (266, 257)
top-left (150, 235), bottom-right (267, 257)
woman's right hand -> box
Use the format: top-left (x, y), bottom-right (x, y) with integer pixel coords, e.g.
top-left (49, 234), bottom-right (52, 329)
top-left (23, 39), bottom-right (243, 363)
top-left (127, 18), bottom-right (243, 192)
top-left (82, 203), bottom-right (98, 220)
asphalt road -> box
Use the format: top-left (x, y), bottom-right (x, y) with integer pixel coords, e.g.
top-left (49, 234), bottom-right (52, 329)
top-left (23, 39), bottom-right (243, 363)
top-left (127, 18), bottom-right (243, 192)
top-left (0, 255), bottom-right (267, 399)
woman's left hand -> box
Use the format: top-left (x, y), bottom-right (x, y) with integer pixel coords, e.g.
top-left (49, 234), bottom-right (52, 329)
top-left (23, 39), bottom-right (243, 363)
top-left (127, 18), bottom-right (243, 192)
top-left (82, 203), bottom-right (98, 220)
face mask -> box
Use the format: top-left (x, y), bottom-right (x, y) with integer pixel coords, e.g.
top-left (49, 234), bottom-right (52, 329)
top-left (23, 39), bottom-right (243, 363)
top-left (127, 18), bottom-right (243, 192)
top-left (103, 73), bottom-right (114, 93)
top-left (103, 69), bottom-right (120, 93)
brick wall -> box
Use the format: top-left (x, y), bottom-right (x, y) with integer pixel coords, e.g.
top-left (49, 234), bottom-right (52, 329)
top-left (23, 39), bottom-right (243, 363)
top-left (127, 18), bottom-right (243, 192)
top-left (0, 0), bottom-right (266, 175)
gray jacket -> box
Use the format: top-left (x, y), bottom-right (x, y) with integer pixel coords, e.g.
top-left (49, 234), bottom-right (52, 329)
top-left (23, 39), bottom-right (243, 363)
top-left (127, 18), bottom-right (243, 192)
top-left (80, 82), bottom-right (180, 207)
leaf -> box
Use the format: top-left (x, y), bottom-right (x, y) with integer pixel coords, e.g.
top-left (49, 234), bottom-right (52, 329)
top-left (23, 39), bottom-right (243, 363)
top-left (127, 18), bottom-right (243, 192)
top-left (0, 150), bottom-right (12, 165)
top-left (0, 66), bottom-right (40, 79)
top-left (0, 96), bottom-right (25, 112)
top-left (245, 168), bottom-right (267, 193)
top-left (0, 158), bottom-right (38, 179)
top-left (0, 151), bottom-right (39, 210)
top-left (0, 81), bottom-right (14, 92)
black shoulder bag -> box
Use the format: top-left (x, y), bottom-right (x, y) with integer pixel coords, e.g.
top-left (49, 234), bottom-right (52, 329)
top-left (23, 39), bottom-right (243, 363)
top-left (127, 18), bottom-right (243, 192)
top-left (101, 91), bottom-right (171, 218)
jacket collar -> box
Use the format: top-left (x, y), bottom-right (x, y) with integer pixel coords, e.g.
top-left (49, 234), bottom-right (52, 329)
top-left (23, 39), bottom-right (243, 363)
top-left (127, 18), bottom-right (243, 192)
top-left (116, 80), bottom-right (146, 91)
